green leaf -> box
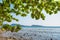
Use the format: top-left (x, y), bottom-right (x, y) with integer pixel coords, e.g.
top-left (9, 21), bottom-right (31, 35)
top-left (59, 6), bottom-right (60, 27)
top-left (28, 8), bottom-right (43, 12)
top-left (41, 13), bottom-right (45, 20)
top-left (21, 14), bottom-right (27, 17)
top-left (31, 13), bottom-right (35, 19)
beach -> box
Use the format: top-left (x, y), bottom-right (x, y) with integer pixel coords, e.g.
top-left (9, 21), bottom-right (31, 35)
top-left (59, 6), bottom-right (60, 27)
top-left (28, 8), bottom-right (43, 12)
top-left (1, 28), bottom-right (60, 40)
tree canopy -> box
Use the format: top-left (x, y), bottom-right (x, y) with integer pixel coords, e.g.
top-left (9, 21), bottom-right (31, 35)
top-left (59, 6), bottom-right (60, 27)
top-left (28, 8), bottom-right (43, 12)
top-left (0, 0), bottom-right (60, 25)
top-left (1, 24), bottom-right (21, 32)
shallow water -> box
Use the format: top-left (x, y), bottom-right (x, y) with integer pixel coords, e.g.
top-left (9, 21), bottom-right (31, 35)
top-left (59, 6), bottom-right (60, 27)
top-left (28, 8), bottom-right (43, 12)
top-left (3, 28), bottom-right (60, 40)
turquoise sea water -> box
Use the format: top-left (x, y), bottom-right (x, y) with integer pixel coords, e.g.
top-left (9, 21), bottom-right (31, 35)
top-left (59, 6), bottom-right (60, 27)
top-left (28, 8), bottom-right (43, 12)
top-left (11, 24), bottom-right (60, 28)
top-left (22, 26), bottom-right (60, 29)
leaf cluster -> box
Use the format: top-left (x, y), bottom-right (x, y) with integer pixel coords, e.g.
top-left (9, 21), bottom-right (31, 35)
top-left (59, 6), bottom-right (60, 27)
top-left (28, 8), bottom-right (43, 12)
top-left (1, 24), bottom-right (21, 32)
top-left (0, 0), bottom-right (60, 25)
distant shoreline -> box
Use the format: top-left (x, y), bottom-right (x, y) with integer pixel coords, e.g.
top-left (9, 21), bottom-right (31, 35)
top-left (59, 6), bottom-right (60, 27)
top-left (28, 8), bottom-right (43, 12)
top-left (22, 27), bottom-right (60, 28)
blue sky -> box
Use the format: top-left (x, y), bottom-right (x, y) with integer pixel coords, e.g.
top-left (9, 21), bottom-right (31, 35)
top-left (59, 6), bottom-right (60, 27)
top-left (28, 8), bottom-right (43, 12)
top-left (4, 10), bottom-right (60, 26)
top-left (0, 0), bottom-right (60, 26)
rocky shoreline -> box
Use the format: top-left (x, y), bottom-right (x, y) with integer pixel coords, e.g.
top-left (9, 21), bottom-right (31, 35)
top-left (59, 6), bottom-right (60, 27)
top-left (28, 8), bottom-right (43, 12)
top-left (1, 28), bottom-right (60, 40)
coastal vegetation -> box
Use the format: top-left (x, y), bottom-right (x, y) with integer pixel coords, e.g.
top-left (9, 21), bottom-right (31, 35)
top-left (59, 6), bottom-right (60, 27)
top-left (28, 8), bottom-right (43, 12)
top-left (0, 0), bottom-right (60, 32)
top-left (1, 24), bottom-right (21, 32)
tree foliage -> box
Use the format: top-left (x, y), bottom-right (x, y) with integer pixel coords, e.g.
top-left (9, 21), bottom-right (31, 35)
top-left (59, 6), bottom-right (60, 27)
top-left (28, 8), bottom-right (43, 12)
top-left (0, 0), bottom-right (60, 25)
top-left (1, 24), bottom-right (21, 32)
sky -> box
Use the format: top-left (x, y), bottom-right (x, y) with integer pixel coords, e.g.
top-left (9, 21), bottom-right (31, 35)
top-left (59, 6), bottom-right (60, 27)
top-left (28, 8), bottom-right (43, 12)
top-left (4, 10), bottom-right (60, 26)
top-left (0, 0), bottom-right (60, 26)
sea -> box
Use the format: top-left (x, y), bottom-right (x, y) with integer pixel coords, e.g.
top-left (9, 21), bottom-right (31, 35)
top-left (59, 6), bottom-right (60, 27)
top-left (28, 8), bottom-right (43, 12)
top-left (22, 26), bottom-right (60, 29)
top-left (3, 26), bottom-right (60, 40)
